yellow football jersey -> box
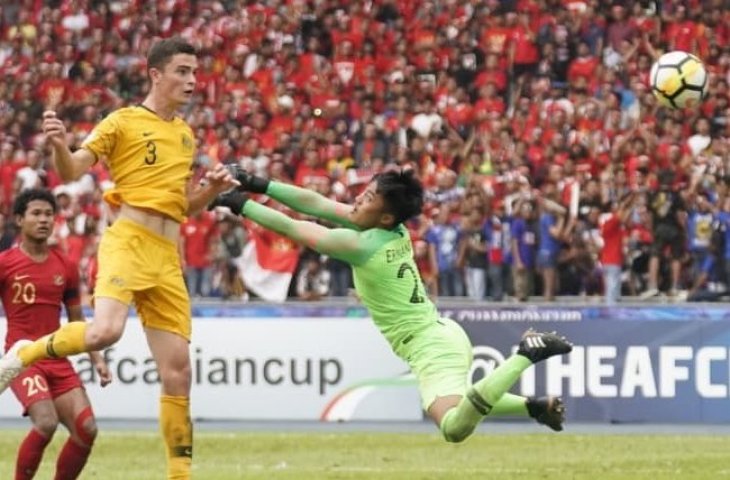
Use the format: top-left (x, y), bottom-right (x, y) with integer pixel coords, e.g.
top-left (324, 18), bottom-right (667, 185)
top-left (81, 106), bottom-right (195, 222)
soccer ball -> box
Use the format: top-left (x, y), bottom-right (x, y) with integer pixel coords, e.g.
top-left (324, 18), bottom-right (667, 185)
top-left (649, 51), bottom-right (708, 109)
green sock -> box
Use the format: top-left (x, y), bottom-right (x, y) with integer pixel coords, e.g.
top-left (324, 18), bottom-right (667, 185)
top-left (439, 356), bottom-right (531, 442)
top-left (488, 393), bottom-right (529, 417)
top-left (472, 354), bottom-right (531, 406)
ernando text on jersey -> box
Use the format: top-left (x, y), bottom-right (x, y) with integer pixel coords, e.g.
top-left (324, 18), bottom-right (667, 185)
top-left (385, 242), bottom-right (412, 263)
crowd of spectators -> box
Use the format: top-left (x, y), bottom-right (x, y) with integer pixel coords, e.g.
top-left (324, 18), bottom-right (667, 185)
top-left (1, 0), bottom-right (729, 303)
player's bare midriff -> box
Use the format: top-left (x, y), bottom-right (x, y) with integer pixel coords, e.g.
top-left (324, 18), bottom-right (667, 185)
top-left (117, 203), bottom-right (180, 243)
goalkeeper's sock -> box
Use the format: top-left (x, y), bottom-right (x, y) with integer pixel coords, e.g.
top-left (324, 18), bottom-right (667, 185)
top-left (488, 393), bottom-right (529, 417)
top-left (160, 395), bottom-right (192, 480)
top-left (471, 354), bottom-right (532, 407)
top-left (440, 355), bottom-right (531, 442)
top-left (18, 322), bottom-right (88, 367)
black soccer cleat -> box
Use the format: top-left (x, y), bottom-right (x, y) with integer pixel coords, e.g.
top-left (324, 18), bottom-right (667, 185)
top-left (527, 396), bottom-right (565, 432)
top-left (517, 328), bottom-right (573, 364)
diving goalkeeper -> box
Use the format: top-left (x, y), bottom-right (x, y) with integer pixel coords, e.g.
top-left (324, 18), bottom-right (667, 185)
top-left (212, 168), bottom-right (573, 442)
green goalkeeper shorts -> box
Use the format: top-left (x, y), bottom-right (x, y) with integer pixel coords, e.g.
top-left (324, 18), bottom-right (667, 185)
top-left (398, 317), bottom-right (473, 411)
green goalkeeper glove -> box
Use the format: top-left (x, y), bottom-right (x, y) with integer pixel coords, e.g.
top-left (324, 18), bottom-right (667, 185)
top-left (208, 190), bottom-right (249, 216)
top-left (225, 165), bottom-right (270, 193)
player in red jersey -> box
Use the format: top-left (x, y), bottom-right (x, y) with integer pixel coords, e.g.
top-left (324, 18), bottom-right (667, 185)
top-left (0, 189), bottom-right (111, 480)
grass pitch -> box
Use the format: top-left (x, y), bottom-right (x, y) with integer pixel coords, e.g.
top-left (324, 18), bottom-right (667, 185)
top-left (0, 430), bottom-right (726, 479)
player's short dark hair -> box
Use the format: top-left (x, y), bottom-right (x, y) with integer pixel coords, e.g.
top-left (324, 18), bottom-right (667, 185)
top-left (13, 188), bottom-right (57, 216)
top-left (374, 169), bottom-right (424, 226)
top-left (147, 37), bottom-right (197, 71)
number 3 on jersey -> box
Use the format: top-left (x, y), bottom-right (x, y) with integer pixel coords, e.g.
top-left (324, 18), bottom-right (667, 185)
top-left (144, 140), bottom-right (157, 165)
top-left (397, 263), bottom-right (425, 304)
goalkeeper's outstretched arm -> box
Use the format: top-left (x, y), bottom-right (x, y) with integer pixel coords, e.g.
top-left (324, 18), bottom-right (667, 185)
top-left (265, 181), bottom-right (359, 230)
top-left (231, 167), bottom-right (358, 228)
top-left (243, 200), bottom-right (373, 265)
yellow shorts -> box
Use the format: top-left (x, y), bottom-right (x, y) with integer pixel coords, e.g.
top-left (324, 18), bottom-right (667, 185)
top-left (95, 218), bottom-right (191, 340)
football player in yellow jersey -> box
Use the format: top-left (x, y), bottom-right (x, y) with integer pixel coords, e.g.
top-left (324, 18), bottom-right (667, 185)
top-left (0, 37), bottom-right (238, 480)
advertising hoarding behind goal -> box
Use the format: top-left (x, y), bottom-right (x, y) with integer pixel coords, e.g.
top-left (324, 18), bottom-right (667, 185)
top-left (0, 304), bottom-right (728, 423)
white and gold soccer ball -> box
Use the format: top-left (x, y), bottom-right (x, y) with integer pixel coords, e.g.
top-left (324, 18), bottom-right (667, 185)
top-left (650, 51), bottom-right (709, 109)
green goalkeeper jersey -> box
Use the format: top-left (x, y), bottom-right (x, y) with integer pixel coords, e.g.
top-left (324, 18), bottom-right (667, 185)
top-left (350, 224), bottom-right (439, 349)
top-left (241, 183), bottom-right (439, 352)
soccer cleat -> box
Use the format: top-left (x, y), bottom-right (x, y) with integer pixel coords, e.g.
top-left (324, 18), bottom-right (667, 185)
top-left (526, 396), bottom-right (565, 432)
top-left (0, 339), bottom-right (32, 395)
top-left (517, 329), bottom-right (573, 363)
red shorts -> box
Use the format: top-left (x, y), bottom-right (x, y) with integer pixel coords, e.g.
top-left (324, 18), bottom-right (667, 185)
top-left (10, 358), bottom-right (84, 416)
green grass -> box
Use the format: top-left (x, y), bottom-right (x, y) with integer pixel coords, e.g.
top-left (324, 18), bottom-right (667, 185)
top-left (0, 430), bottom-right (727, 479)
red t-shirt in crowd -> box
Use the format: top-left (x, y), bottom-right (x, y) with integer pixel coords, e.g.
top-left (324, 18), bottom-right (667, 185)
top-left (600, 213), bottom-right (624, 266)
top-left (509, 26), bottom-right (539, 65)
top-left (181, 213), bottom-right (217, 269)
top-left (567, 56), bottom-right (599, 83)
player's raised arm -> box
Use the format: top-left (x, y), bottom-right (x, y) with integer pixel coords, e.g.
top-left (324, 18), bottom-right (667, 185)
top-left (211, 191), bottom-right (372, 265)
top-left (42, 111), bottom-right (97, 182)
top-left (231, 168), bottom-right (357, 229)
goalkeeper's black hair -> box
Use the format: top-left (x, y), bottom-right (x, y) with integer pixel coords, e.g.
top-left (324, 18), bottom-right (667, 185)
top-left (13, 188), bottom-right (57, 217)
top-left (374, 169), bottom-right (424, 226)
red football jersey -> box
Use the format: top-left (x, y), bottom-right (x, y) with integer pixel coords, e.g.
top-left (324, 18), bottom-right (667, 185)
top-left (0, 246), bottom-right (80, 351)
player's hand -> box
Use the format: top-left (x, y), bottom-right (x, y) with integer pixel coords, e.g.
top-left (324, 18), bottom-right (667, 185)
top-left (204, 163), bottom-right (240, 195)
top-left (42, 111), bottom-right (67, 148)
top-left (95, 360), bottom-right (113, 387)
top-left (208, 190), bottom-right (249, 215)
top-left (225, 165), bottom-right (270, 193)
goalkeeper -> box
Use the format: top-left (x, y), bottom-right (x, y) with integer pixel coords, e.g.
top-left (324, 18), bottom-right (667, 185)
top-left (212, 168), bottom-right (573, 441)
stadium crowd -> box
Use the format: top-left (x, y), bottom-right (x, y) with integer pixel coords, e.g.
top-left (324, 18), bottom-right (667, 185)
top-left (0, 0), bottom-right (729, 302)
